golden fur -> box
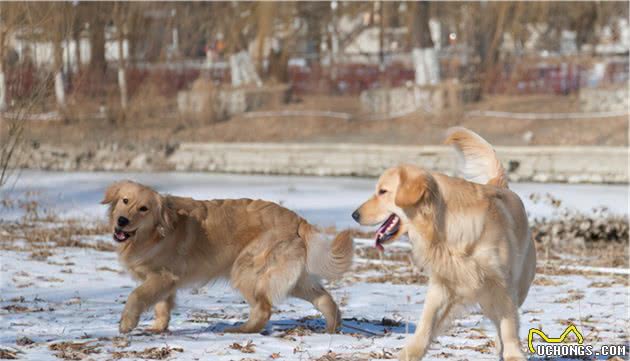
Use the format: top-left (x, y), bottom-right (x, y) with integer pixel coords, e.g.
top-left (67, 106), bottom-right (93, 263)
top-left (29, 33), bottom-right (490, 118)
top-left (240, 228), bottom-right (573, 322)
top-left (102, 182), bottom-right (354, 334)
top-left (353, 128), bottom-right (536, 361)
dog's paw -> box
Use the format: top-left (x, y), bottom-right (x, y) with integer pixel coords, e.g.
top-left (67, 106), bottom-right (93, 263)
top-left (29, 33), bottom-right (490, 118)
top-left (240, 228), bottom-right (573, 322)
top-left (223, 326), bottom-right (248, 334)
top-left (119, 314), bottom-right (139, 334)
top-left (503, 343), bottom-right (527, 361)
top-left (147, 319), bottom-right (169, 333)
top-left (145, 327), bottom-right (170, 334)
top-left (398, 346), bottom-right (422, 361)
top-left (504, 357), bottom-right (527, 361)
top-left (223, 324), bottom-right (265, 334)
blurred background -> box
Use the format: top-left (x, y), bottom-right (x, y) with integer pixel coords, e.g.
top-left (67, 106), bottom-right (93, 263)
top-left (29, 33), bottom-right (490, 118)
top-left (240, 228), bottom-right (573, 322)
top-left (0, 1), bottom-right (628, 180)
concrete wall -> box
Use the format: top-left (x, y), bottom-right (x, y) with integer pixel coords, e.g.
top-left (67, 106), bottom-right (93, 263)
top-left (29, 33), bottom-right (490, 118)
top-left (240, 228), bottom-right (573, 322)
top-left (359, 82), bottom-right (480, 116)
top-left (169, 143), bottom-right (629, 183)
top-left (178, 83), bottom-right (287, 120)
top-left (580, 86), bottom-right (629, 113)
top-left (360, 84), bottom-right (448, 114)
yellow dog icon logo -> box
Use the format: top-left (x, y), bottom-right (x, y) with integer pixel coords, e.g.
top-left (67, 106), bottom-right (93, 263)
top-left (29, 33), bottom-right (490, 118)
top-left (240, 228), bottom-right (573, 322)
top-left (528, 324), bottom-right (584, 353)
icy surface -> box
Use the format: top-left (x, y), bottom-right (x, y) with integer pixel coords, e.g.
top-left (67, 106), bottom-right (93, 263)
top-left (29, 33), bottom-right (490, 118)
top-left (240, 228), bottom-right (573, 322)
top-left (2, 171), bottom-right (628, 224)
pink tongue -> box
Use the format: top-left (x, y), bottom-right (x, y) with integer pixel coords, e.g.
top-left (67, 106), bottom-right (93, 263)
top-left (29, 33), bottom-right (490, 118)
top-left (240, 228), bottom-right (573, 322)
top-left (374, 215), bottom-right (395, 252)
top-left (115, 231), bottom-right (126, 240)
top-left (376, 220), bottom-right (390, 235)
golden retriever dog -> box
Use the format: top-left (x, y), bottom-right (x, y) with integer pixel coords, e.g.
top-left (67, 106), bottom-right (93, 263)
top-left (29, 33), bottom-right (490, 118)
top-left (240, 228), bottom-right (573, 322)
top-left (101, 182), bottom-right (353, 334)
top-left (352, 127), bottom-right (536, 361)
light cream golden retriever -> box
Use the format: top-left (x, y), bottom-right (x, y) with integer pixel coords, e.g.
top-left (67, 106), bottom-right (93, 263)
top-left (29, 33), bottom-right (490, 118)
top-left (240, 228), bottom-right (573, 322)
top-left (101, 182), bottom-right (353, 334)
top-left (352, 127), bottom-right (536, 361)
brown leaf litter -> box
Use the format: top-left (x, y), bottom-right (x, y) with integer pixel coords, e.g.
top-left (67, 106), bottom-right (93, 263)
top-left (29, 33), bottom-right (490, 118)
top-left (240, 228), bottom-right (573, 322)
top-left (110, 346), bottom-right (183, 360)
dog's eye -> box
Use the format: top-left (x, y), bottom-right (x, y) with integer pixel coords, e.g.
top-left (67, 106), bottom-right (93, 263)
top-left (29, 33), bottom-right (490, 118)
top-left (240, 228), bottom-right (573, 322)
top-left (139, 206), bottom-right (148, 212)
top-left (378, 189), bottom-right (388, 195)
top-left (122, 198), bottom-right (129, 204)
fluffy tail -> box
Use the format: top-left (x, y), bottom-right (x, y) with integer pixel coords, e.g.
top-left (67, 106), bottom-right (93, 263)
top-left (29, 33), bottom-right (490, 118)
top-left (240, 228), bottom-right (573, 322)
top-left (444, 127), bottom-right (508, 188)
top-left (300, 223), bottom-right (354, 281)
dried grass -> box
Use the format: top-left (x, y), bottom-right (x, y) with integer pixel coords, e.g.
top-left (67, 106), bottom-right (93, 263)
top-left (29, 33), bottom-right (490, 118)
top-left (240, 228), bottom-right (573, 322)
top-left (48, 340), bottom-right (101, 360)
top-left (0, 201), bottom-right (112, 256)
top-left (110, 346), bottom-right (183, 360)
top-left (228, 340), bottom-right (256, 353)
top-left (0, 348), bottom-right (19, 360)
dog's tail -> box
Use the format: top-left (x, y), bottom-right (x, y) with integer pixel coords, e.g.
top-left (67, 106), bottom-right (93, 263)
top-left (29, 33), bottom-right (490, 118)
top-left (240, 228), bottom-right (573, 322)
top-left (300, 222), bottom-right (354, 281)
top-left (444, 127), bottom-right (508, 188)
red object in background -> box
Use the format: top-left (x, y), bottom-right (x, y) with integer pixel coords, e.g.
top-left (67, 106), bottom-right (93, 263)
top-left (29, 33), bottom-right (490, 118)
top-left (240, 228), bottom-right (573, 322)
top-left (288, 62), bottom-right (415, 96)
top-left (6, 62), bottom-right (36, 102)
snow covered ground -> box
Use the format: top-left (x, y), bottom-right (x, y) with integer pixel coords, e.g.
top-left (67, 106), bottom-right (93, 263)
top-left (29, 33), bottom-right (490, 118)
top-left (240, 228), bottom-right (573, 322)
top-left (1, 171), bottom-right (628, 360)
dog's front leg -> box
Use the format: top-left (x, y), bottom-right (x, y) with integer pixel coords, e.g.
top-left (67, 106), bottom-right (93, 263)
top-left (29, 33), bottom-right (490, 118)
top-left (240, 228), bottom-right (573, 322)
top-left (119, 271), bottom-right (179, 334)
top-left (400, 283), bottom-right (453, 361)
top-left (148, 293), bottom-right (175, 333)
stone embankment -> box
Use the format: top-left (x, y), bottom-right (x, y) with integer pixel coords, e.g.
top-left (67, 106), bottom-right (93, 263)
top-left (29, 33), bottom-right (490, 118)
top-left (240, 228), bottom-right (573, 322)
top-left (17, 141), bottom-right (628, 184)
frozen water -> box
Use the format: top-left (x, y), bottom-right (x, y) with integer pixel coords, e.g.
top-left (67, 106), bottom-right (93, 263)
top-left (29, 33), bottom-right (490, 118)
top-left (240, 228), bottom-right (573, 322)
top-left (2, 171), bottom-right (627, 226)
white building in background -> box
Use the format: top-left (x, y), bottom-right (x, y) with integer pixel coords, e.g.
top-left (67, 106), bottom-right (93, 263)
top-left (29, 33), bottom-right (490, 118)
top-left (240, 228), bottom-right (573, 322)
top-left (501, 19), bottom-right (629, 57)
top-left (8, 28), bottom-right (129, 72)
top-left (595, 18), bottom-right (630, 55)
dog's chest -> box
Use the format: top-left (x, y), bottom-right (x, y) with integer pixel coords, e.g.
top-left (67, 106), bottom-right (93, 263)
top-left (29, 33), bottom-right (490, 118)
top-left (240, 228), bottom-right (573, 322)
top-left (408, 228), bottom-right (430, 266)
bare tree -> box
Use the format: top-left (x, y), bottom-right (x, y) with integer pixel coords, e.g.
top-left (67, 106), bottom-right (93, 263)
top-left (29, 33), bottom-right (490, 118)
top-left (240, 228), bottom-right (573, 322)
top-left (114, 2), bottom-right (129, 110)
top-left (0, 3), bottom-right (24, 112)
top-left (52, 6), bottom-right (66, 109)
top-left (88, 3), bottom-right (107, 75)
top-left (0, 6), bottom-right (7, 112)
top-left (408, 2), bottom-right (439, 85)
top-left (0, 4), bottom-right (49, 188)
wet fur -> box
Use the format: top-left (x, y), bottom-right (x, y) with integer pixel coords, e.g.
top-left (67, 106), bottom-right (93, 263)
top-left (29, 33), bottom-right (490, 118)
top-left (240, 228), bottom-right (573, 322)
top-left (354, 128), bottom-right (536, 361)
top-left (102, 181), bottom-right (353, 334)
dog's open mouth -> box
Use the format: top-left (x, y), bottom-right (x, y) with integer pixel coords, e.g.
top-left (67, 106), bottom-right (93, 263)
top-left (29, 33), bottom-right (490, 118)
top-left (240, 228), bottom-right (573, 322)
top-left (374, 214), bottom-right (400, 251)
top-left (113, 227), bottom-right (136, 242)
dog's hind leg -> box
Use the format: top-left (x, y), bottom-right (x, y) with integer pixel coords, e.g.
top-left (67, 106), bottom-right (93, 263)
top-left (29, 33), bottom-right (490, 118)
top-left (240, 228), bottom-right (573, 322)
top-left (479, 285), bottom-right (525, 361)
top-left (226, 295), bottom-right (273, 334)
top-left (227, 238), bottom-right (305, 333)
top-left (291, 274), bottom-right (341, 333)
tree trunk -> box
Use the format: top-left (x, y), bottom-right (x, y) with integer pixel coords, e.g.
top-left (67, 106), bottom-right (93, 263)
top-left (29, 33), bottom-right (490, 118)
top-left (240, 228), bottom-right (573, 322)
top-left (409, 2), bottom-right (439, 86)
top-left (230, 50), bottom-right (261, 87)
top-left (0, 25), bottom-right (6, 112)
top-left (73, 27), bottom-right (82, 72)
top-left (89, 13), bottom-right (106, 75)
top-left (115, 4), bottom-right (128, 110)
top-left (117, 36), bottom-right (127, 110)
top-left (379, 2), bottom-right (385, 71)
top-left (53, 30), bottom-right (66, 108)
top-left (255, 2), bottom-right (273, 77)
top-left (480, 3), bottom-right (509, 92)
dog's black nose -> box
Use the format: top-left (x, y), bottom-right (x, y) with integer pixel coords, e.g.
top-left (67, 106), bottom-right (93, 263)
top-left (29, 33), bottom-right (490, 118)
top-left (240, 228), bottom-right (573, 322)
top-left (351, 210), bottom-right (360, 222)
top-left (117, 216), bottom-right (129, 227)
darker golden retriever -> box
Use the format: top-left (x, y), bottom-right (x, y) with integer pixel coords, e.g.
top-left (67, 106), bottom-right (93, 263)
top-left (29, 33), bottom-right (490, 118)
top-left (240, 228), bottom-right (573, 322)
top-left (102, 182), bottom-right (353, 334)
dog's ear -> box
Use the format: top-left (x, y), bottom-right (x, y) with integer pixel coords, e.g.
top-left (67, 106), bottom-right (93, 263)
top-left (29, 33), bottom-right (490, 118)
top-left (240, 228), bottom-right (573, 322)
top-left (395, 167), bottom-right (429, 208)
top-left (157, 195), bottom-right (178, 237)
top-left (101, 182), bottom-right (124, 205)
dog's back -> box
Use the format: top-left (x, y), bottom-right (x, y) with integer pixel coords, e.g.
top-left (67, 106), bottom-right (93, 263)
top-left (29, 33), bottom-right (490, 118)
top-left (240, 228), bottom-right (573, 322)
top-left (165, 196), bottom-right (354, 282)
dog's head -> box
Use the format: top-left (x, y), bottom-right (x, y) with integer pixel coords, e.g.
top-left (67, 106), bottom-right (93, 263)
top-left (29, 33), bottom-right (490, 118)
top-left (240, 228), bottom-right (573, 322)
top-left (352, 164), bottom-right (437, 251)
top-left (101, 181), bottom-right (176, 244)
